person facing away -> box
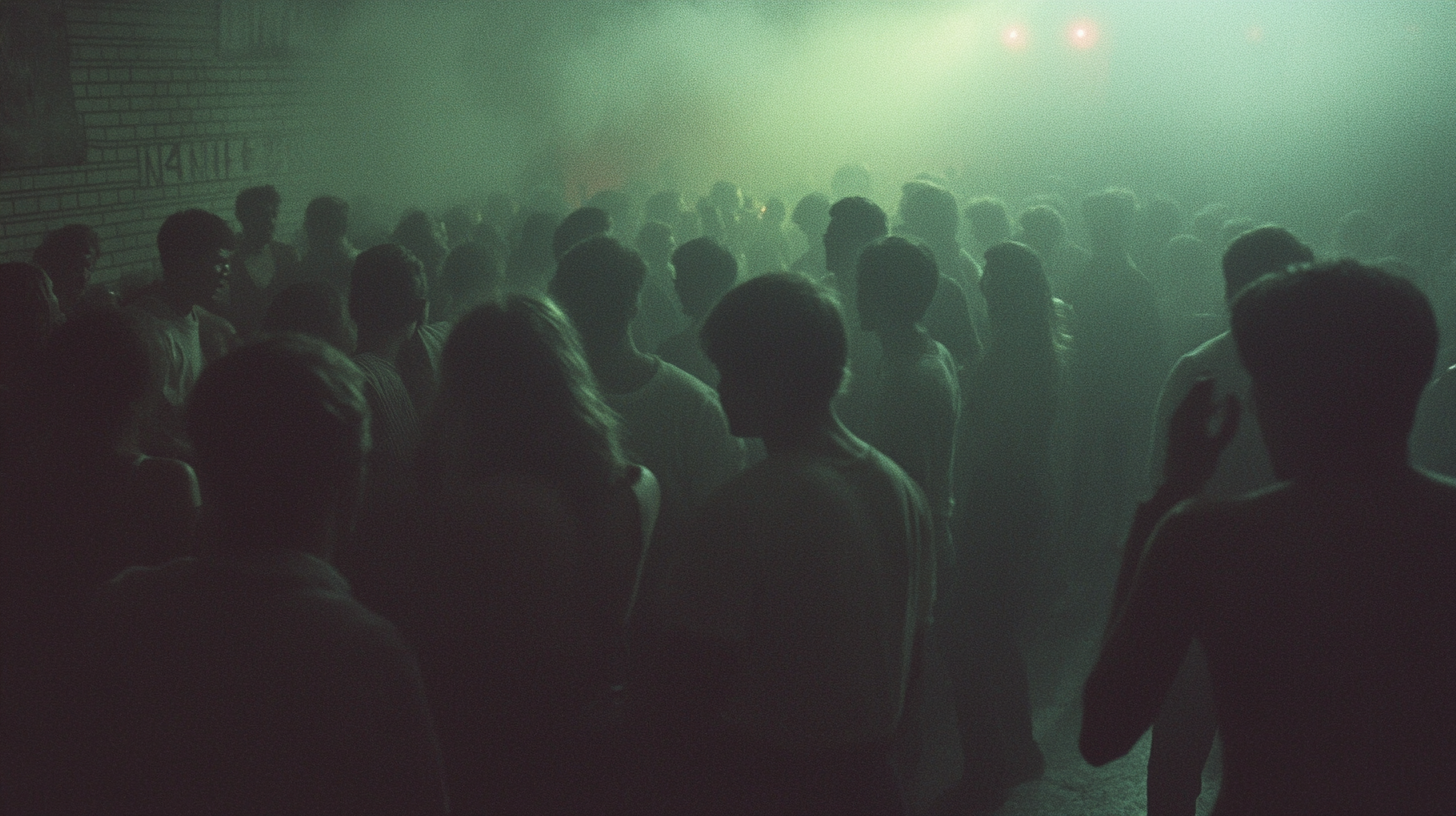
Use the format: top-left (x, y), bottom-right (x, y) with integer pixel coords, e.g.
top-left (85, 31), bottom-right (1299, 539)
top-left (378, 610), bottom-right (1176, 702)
top-left (406, 296), bottom-right (660, 814)
top-left (264, 280), bottom-right (358, 355)
top-left (348, 243), bottom-right (426, 472)
top-left (87, 335), bottom-right (449, 815)
top-left (656, 272), bottom-right (936, 816)
top-left (390, 209), bottom-right (449, 285)
top-left (552, 206), bottom-right (611, 262)
top-left (1081, 261), bottom-right (1456, 816)
top-left (298, 195), bottom-right (358, 295)
top-left (227, 184), bottom-right (301, 340)
top-left (634, 219), bottom-right (690, 355)
top-left (658, 236), bottom-right (739, 388)
top-left (1015, 204), bottom-right (1086, 300)
top-left (431, 239), bottom-right (502, 325)
top-left (962, 197), bottom-right (1013, 262)
top-left (823, 196), bottom-right (891, 437)
top-left (32, 223), bottom-right (108, 319)
top-left (549, 235), bottom-right (742, 551)
top-left (1137, 226), bottom-right (1316, 816)
top-left (895, 180), bottom-right (985, 365)
top-left (789, 192), bottom-right (832, 280)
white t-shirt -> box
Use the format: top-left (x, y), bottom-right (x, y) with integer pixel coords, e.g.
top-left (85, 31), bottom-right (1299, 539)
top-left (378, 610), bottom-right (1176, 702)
top-left (661, 444), bottom-right (937, 750)
top-left (154, 308), bottom-right (204, 407)
top-left (603, 359), bottom-right (743, 527)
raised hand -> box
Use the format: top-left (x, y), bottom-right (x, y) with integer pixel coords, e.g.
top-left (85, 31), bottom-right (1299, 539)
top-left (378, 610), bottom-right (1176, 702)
top-left (1161, 377), bottom-right (1240, 499)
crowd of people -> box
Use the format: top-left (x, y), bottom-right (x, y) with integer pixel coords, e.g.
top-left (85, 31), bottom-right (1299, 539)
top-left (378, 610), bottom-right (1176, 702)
top-left (2, 170), bottom-right (1454, 815)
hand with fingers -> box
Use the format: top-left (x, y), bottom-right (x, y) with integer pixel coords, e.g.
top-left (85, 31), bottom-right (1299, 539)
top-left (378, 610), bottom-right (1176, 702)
top-left (1160, 377), bottom-right (1240, 501)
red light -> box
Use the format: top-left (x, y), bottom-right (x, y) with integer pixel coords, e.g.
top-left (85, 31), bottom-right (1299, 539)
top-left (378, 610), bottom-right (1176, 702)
top-left (1067, 19), bottom-right (1099, 49)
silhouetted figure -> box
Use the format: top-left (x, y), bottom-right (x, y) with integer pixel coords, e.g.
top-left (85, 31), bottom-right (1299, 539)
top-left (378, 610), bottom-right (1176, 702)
top-left (1016, 204), bottom-right (1087, 299)
top-left (125, 209), bottom-right (239, 457)
top-left (507, 211), bottom-right (562, 294)
top-left (943, 241), bottom-right (1060, 811)
top-left (553, 206), bottom-right (611, 261)
top-left (227, 185), bottom-right (301, 339)
top-left (263, 281), bottom-right (357, 354)
top-left (1141, 226), bottom-right (1314, 816)
top-left (408, 297), bottom-right (660, 814)
top-left (1062, 188), bottom-right (1165, 560)
top-left (298, 195), bottom-right (357, 294)
top-left (897, 180), bottom-right (986, 362)
top-left (32, 223), bottom-right (107, 318)
top-left (962, 196), bottom-right (1012, 262)
top-left (745, 196), bottom-right (791, 277)
top-left (0, 262), bottom-right (63, 466)
top-left (587, 188), bottom-right (640, 242)
top-left (88, 336), bottom-right (448, 815)
top-left (823, 196), bottom-right (890, 436)
top-left (348, 244), bottom-right (425, 475)
top-left (658, 272), bottom-right (935, 816)
top-left (432, 239), bottom-right (502, 324)
top-left (658, 236), bottom-right (739, 388)
top-left (550, 236), bottom-right (742, 552)
top-left (634, 220), bottom-right (689, 354)
top-left (789, 192), bottom-right (832, 279)
top-left (441, 202), bottom-right (482, 249)
top-left (391, 208), bottom-right (449, 283)
top-left (1133, 196), bottom-right (1187, 281)
top-left (1083, 261), bottom-right (1456, 815)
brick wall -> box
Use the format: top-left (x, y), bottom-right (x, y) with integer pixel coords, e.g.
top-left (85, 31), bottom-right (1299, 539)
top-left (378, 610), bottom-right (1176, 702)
top-left (0, 1), bottom-right (315, 284)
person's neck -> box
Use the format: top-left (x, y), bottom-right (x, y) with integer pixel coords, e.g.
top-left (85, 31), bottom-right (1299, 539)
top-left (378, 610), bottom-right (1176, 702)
top-left (876, 323), bottom-right (931, 357)
top-left (586, 334), bottom-right (657, 394)
top-left (761, 407), bottom-right (864, 459)
top-left (155, 279), bottom-right (198, 319)
top-left (355, 323), bottom-right (415, 362)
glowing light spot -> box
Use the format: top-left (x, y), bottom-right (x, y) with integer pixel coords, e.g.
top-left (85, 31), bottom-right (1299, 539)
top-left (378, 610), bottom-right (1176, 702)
top-left (1246, 25), bottom-right (1264, 42)
top-left (1002, 25), bottom-right (1028, 50)
top-left (1067, 20), bottom-right (1099, 49)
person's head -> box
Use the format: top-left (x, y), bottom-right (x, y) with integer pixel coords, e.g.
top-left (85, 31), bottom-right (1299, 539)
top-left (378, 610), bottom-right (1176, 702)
top-left (304, 195), bottom-right (350, 244)
top-left (708, 181), bottom-right (743, 218)
top-left (791, 193), bottom-right (832, 242)
top-left (427, 295), bottom-right (626, 493)
top-left (700, 273), bottom-right (847, 437)
top-left (549, 235), bottom-right (646, 348)
top-left (1232, 260), bottom-right (1436, 479)
top-left (1081, 188), bottom-right (1138, 254)
top-left (0, 262), bottom-right (63, 388)
top-left (391, 209), bottom-right (447, 260)
top-left (981, 241), bottom-right (1054, 347)
top-left (635, 220), bottom-right (675, 268)
top-left (672, 236), bottom-right (738, 321)
top-left (963, 197), bottom-right (1012, 250)
top-left (264, 281), bottom-right (356, 354)
top-left (824, 196), bottom-right (888, 276)
top-left (187, 335), bottom-right (370, 552)
top-left (763, 197), bottom-right (787, 228)
top-left (1017, 204), bottom-right (1067, 252)
top-left (855, 236), bottom-right (938, 333)
top-left (644, 190), bottom-right (684, 227)
top-left (157, 209), bottom-right (234, 308)
top-left (552, 206), bottom-right (611, 261)
top-left (37, 310), bottom-right (159, 448)
top-left (32, 224), bottom-right (100, 314)
top-left (898, 181), bottom-right (959, 246)
top-left (441, 203), bottom-right (482, 248)
top-left (349, 243), bottom-right (427, 336)
top-left (1221, 226), bottom-right (1314, 303)
top-left (234, 185), bottom-right (281, 244)
top-left (435, 240), bottom-right (503, 322)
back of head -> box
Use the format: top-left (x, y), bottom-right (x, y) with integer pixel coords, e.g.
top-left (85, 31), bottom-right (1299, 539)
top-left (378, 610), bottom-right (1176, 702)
top-left (635, 220), bottom-right (674, 266)
top-left (157, 209), bottom-right (234, 279)
top-left (234, 185), bottom-right (281, 224)
top-left (1222, 226), bottom-right (1314, 301)
top-left (964, 197), bottom-right (1012, 247)
top-left (982, 241), bottom-right (1055, 349)
top-left (552, 207), bottom-right (611, 261)
top-left (856, 236), bottom-right (939, 329)
top-left (437, 241), bottom-right (502, 314)
top-left (304, 195), bottom-right (350, 243)
top-left (1081, 188), bottom-right (1138, 253)
top-left (549, 235), bottom-right (646, 343)
top-left (0, 262), bottom-right (61, 386)
top-left (898, 181), bottom-right (959, 245)
top-left (38, 310), bottom-right (157, 446)
top-left (643, 190), bottom-right (684, 227)
top-left (349, 243), bottom-right (426, 335)
top-left (33, 224), bottom-right (101, 277)
top-left (1232, 260), bottom-right (1436, 472)
top-left (391, 209), bottom-right (446, 259)
top-left (430, 296), bottom-right (623, 491)
top-left (187, 335), bottom-right (369, 542)
top-left (824, 196), bottom-right (889, 274)
top-left (792, 192), bottom-right (832, 238)
top-left (1017, 204), bottom-right (1067, 251)
top-left (264, 281), bottom-right (355, 353)
top-left (708, 181), bottom-right (743, 217)
top-left (672, 237), bottom-right (738, 320)
top-left (701, 272), bottom-right (847, 413)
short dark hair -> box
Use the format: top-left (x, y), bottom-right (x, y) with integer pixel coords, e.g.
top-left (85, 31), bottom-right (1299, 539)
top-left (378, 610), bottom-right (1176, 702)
top-left (671, 236), bottom-right (738, 320)
top-left (33, 223), bottom-right (100, 272)
top-left (156, 209), bottom-right (234, 279)
top-left (264, 281), bottom-right (352, 352)
top-left (349, 243), bottom-right (426, 334)
top-left (1232, 260), bottom-right (1436, 461)
top-left (824, 196), bottom-right (888, 273)
top-left (549, 235), bottom-right (646, 342)
top-left (1018, 205), bottom-right (1067, 249)
top-left (1221, 225), bottom-right (1314, 301)
top-left (1082, 188), bottom-right (1138, 251)
top-left (235, 185), bottom-right (281, 222)
top-left (552, 207), bottom-right (611, 261)
top-left (304, 195), bottom-right (350, 241)
top-left (701, 272), bottom-right (847, 410)
top-left (187, 335), bottom-right (369, 541)
top-left (899, 181), bottom-right (959, 244)
top-left (964, 197), bottom-right (1012, 246)
top-left (856, 236), bottom-right (939, 326)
